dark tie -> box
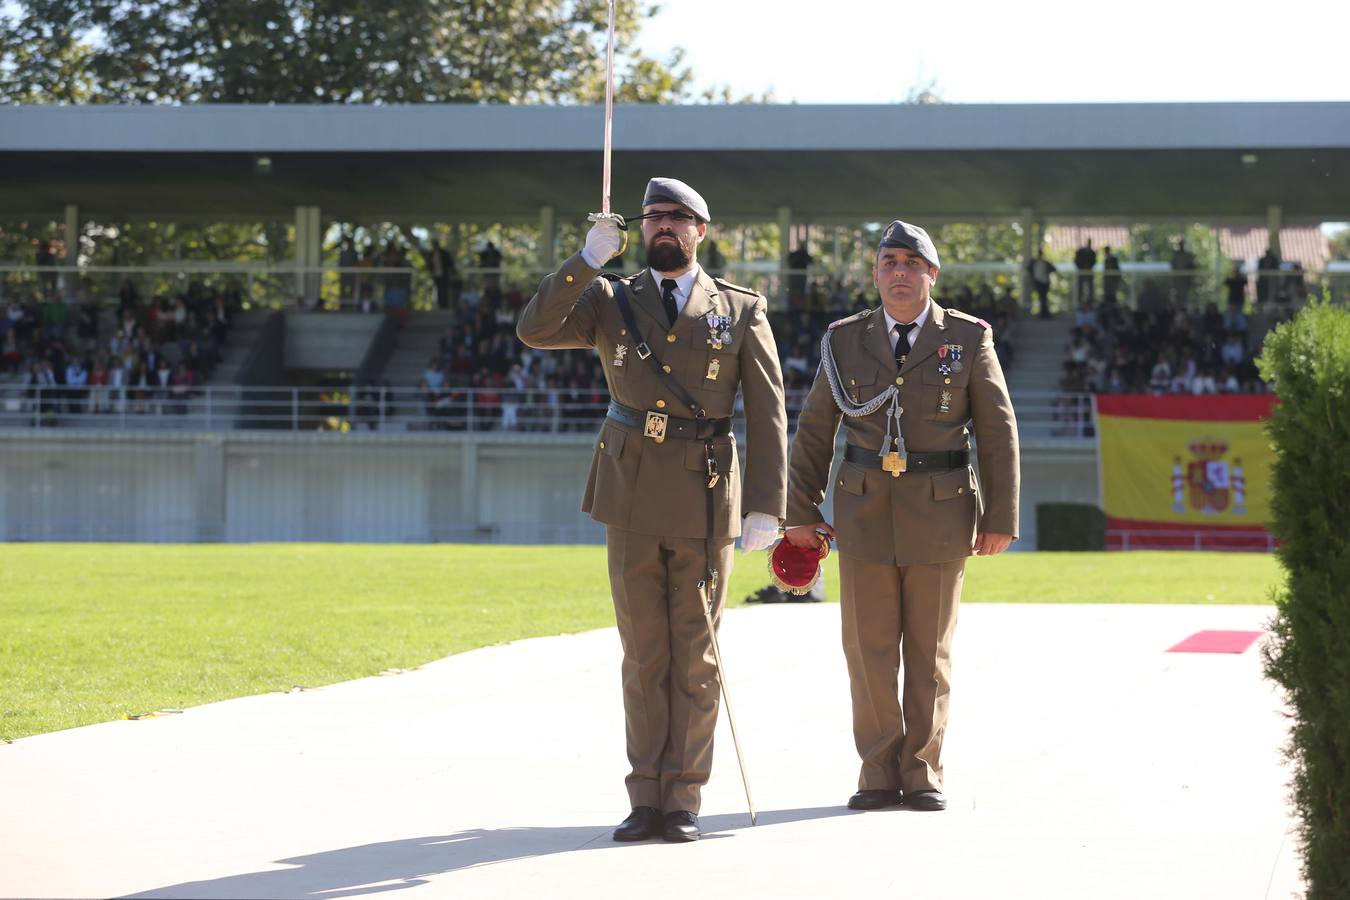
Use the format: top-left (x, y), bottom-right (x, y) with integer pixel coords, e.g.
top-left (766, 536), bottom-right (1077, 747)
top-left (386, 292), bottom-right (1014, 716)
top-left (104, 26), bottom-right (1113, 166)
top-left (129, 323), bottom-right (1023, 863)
top-left (893, 321), bottom-right (917, 367)
top-left (660, 278), bottom-right (679, 326)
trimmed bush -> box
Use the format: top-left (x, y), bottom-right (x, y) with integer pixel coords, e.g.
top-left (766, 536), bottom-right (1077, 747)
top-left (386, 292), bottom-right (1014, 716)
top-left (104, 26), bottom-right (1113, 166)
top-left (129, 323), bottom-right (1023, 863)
top-left (1257, 301), bottom-right (1350, 897)
top-left (1035, 502), bottom-right (1106, 551)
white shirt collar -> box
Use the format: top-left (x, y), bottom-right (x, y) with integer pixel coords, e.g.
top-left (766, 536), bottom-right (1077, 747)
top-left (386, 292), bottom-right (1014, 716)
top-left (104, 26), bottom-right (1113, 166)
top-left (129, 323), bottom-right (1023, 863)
top-left (883, 302), bottom-right (930, 350)
top-left (649, 266), bottom-right (700, 314)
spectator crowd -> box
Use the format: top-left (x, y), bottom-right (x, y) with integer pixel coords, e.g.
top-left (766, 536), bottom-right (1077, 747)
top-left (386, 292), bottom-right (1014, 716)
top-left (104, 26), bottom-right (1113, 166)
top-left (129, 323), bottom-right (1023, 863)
top-left (2, 277), bottom-right (236, 419)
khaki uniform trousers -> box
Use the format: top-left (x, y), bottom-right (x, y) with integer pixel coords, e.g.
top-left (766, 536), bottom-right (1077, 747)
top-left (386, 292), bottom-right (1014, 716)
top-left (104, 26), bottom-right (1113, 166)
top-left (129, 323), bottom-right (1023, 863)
top-left (606, 526), bottom-right (734, 814)
top-left (839, 554), bottom-right (965, 794)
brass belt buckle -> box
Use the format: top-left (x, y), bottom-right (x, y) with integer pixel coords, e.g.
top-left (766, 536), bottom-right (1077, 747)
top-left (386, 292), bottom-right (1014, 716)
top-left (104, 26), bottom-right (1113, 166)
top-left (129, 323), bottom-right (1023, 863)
top-left (644, 410), bottom-right (669, 443)
top-left (881, 451), bottom-right (906, 478)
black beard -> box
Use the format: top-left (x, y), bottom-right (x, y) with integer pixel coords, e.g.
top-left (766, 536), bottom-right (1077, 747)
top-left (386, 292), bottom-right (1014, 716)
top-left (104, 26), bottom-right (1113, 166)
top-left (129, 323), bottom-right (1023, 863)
top-left (645, 235), bottom-right (693, 272)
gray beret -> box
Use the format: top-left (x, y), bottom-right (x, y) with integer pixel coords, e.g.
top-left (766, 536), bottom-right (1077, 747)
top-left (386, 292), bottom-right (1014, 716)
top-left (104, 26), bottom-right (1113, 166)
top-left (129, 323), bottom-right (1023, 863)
top-left (643, 177), bottom-right (711, 223)
top-left (878, 220), bottom-right (940, 270)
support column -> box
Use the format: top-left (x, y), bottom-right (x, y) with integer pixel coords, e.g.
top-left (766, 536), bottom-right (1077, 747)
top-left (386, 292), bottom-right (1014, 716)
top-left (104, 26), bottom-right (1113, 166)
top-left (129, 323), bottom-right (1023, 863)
top-left (539, 205), bottom-right (556, 271)
top-left (294, 205), bottom-right (322, 307)
top-left (1266, 205), bottom-right (1283, 259)
top-left (776, 206), bottom-right (791, 308)
top-left (1019, 208), bottom-right (1035, 310)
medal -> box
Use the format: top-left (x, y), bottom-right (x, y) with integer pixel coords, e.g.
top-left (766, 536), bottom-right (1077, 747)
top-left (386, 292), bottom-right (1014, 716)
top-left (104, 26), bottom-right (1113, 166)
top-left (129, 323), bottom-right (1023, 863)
top-left (938, 362), bottom-right (952, 377)
top-left (612, 344), bottom-right (628, 367)
top-left (939, 390), bottom-right (952, 414)
top-left (948, 344), bottom-right (963, 373)
top-left (706, 358), bottom-right (721, 381)
top-left (705, 313), bottom-right (733, 349)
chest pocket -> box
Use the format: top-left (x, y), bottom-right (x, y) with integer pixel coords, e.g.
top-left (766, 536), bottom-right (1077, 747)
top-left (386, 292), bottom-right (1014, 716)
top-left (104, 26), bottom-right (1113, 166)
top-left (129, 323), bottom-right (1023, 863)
top-left (686, 317), bottom-right (739, 394)
top-left (599, 307), bottom-right (640, 378)
top-left (844, 366), bottom-right (885, 405)
top-left (921, 359), bottom-right (971, 421)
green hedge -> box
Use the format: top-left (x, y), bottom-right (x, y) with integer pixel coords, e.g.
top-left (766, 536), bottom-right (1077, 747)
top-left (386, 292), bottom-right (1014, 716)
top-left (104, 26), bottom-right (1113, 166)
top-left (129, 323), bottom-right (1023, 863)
top-left (1258, 301), bottom-right (1350, 897)
top-left (1035, 502), bottom-right (1106, 551)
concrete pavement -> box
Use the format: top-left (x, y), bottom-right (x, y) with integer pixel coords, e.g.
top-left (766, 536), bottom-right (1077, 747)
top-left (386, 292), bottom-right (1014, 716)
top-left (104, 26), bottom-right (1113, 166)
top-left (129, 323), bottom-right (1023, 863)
top-left (1, 603), bottom-right (1303, 899)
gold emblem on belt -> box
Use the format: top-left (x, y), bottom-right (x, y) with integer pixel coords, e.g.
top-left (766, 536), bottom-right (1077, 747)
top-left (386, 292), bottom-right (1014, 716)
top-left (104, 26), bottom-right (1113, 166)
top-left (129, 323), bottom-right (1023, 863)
top-left (643, 411), bottom-right (669, 443)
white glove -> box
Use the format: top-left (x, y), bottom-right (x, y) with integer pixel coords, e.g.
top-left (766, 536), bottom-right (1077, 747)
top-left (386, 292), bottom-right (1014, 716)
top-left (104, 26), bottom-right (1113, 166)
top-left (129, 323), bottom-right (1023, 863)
top-left (740, 512), bottom-right (780, 554)
top-left (581, 216), bottom-right (626, 268)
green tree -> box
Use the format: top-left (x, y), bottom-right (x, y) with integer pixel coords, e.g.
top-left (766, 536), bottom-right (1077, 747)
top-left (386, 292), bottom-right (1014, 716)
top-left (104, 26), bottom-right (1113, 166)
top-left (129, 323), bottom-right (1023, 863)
top-left (0, 0), bottom-right (690, 104)
top-left (1258, 301), bottom-right (1350, 898)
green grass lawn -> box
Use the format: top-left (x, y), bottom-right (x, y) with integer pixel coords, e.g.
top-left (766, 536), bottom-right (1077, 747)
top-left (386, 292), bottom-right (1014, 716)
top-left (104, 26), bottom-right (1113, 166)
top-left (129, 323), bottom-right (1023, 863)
top-left (0, 545), bottom-right (1281, 741)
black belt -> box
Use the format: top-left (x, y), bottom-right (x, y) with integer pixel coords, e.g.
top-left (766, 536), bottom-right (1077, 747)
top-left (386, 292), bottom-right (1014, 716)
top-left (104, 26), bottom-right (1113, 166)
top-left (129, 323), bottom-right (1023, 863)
top-left (843, 443), bottom-right (969, 471)
top-left (607, 400), bottom-right (731, 440)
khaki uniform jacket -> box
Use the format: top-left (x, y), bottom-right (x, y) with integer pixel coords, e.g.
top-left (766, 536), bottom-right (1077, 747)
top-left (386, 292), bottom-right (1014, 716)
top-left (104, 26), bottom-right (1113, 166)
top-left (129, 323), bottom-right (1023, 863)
top-left (518, 252), bottom-right (788, 539)
top-left (786, 302), bottom-right (1019, 566)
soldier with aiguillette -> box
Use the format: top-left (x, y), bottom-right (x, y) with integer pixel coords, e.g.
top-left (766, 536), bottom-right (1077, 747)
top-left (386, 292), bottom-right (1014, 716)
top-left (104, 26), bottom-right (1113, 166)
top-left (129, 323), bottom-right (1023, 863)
top-left (517, 178), bottom-right (787, 842)
top-left (784, 221), bottom-right (1019, 813)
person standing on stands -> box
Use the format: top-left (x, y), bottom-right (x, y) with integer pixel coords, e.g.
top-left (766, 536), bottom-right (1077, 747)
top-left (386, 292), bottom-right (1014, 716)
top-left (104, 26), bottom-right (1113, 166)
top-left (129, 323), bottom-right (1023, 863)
top-left (1026, 249), bottom-right (1056, 319)
top-left (1102, 245), bottom-right (1122, 304)
top-left (1073, 239), bottom-right (1097, 306)
top-left (787, 243), bottom-right (813, 310)
top-left (1170, 239), bottom-right (1197, 308)
top-left (784, 220), bottom-right (1019, 815)
top-left (429, 239), bottom-right (460, 310)
top-left (1256, 247), bottom-right (1280, 306)
top-left (338, 236), bottom-right (358, 305)
top-left (478, 241), bottom-right (504, 299)
top-left (517, 177), bottom-right (787, 843)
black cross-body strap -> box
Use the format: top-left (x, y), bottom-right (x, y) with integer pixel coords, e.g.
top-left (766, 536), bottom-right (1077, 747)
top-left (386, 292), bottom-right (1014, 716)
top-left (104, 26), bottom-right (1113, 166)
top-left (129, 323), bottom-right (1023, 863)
top-left (612, 280), bottom-right (720, 595)
top-left (612, 281), bottom-right (704, 419)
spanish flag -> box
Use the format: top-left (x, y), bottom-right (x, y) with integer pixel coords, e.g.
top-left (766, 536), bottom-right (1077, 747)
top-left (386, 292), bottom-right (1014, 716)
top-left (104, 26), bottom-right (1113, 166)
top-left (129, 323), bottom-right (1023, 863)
top-left (1093, 395), bottom-right (1277, 551)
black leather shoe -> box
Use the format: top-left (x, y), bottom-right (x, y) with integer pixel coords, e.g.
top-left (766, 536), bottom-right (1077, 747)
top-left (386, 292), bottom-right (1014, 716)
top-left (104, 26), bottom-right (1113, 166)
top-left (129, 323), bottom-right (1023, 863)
top-left (613, 806), bottom-right (664, 842)
top-left (905, 790), bottom-right (947, 811)
top-left (847, 789), bottom-right (904, 810)
top-left (662, 810), bottom-right (700, 842)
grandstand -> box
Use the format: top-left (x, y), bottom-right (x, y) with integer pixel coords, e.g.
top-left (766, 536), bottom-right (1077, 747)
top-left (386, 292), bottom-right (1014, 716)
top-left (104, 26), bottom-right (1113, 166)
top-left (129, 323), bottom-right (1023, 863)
top-left (1, 102), bottom-right (1347, 547)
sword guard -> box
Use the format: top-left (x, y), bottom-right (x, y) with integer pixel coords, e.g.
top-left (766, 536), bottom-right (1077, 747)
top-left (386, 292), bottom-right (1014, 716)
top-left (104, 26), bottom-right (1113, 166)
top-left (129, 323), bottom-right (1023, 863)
top-left (586, 212), bottom-right (628, 231)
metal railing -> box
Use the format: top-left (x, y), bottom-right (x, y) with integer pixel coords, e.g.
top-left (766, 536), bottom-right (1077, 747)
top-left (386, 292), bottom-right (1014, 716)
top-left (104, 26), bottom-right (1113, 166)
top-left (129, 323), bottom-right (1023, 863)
top-left (5, 261), bottom-right (1344, 314)
top-left (0, 382), bottom-right (1094, 442)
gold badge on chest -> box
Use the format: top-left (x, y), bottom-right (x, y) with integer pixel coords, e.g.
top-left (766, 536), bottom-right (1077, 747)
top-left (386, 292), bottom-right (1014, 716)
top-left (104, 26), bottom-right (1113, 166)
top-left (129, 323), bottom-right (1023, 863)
top-left (705, 358), bottom-right (720, 381)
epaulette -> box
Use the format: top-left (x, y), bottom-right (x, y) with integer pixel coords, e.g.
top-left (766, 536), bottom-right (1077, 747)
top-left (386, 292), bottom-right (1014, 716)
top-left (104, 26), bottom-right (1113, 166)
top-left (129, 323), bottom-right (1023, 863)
top-left (827, 308), bottom-right (874, 331)
top-left (712, 276), bottom-right (759, 297)
top-left (945, 307), bottom-right (992, 329)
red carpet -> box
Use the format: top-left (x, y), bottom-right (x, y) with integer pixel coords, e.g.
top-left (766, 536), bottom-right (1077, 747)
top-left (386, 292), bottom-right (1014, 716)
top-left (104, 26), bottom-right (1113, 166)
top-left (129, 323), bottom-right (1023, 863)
top-left (1167, 630), bottom-right (1265, 654)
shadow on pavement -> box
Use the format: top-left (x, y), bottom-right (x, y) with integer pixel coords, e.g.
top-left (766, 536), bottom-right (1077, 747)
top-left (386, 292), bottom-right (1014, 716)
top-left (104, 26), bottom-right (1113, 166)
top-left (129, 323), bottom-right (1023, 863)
top-left (123, 806), bottom-right (855, 899)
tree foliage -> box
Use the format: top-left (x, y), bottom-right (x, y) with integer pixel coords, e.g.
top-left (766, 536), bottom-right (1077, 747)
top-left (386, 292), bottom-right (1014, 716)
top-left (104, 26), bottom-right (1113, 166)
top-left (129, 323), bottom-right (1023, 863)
top-left (1258, 301), bottom-right (1350, 898)
top-left (0, 0), bottom-right (691, 104)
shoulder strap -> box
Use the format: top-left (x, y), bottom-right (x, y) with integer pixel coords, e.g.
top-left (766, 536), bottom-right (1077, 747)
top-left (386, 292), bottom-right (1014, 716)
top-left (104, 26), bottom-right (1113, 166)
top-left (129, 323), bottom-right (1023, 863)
top-left (612, 281), bottom-right (705, 418)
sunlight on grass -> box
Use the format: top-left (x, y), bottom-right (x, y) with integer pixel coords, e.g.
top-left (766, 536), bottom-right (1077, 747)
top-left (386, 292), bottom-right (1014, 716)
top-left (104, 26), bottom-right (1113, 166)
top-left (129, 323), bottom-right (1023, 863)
top-left (0, 545), bottom-right (1280, 740)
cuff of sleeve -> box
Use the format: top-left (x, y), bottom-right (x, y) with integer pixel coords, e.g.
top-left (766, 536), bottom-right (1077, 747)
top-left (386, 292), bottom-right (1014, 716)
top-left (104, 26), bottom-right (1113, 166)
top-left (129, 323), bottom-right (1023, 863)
top-left (580, 247), bottom-right (603, 269)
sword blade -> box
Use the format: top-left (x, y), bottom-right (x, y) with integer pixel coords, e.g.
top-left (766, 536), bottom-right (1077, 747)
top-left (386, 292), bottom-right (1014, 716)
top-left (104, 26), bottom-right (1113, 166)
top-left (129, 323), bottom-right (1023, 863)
top-left (702, 586), bottom-right (758, 826)
top-left (601, 0), bottom-right (616, 215)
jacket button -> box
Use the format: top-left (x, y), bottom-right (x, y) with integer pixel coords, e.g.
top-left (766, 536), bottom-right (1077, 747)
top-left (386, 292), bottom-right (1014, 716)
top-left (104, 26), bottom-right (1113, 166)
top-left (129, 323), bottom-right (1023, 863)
top-left (656, 400), bottom-right (666, 409)
top-left (620, 328), bottom-right (627, 335)
top-left (565, 274), bottom-right (574, 283)
top-left (838, 480), bottom-right (844, 486)
top-left (666, 334), bottom-right (677, 343)
top-left (599, 441), bottom-right (605, 449)
top-left (957, 486), bottom-right (964, 494)
top-left (944, 377), bottom-right (952, 384)
top-left (663, 365), bottom-right (672, 374)
top-left (896, 377), bottom-right (904, 385)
